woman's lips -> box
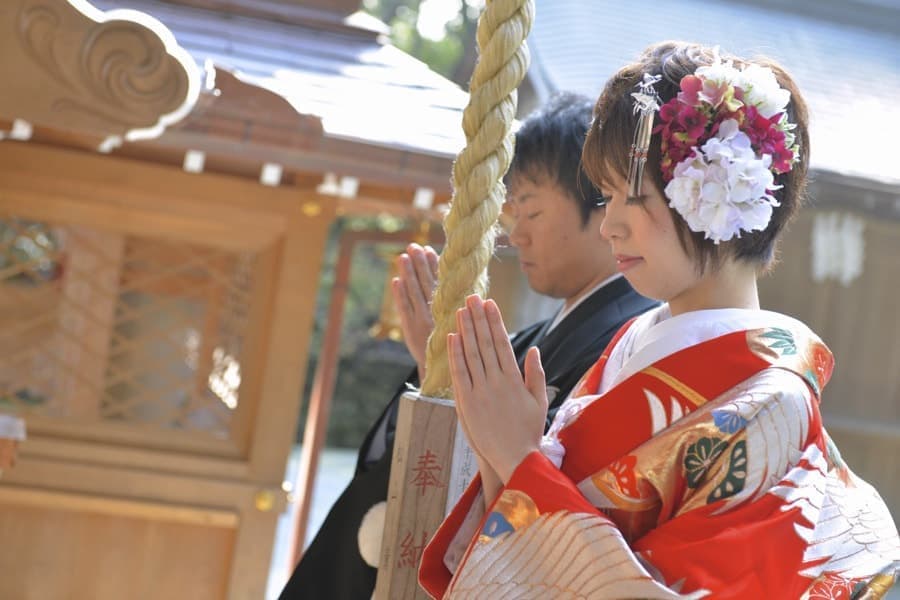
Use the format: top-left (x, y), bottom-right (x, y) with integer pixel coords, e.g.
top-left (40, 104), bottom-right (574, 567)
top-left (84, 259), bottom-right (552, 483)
top-left (615, 255), bottom-right (643, 272)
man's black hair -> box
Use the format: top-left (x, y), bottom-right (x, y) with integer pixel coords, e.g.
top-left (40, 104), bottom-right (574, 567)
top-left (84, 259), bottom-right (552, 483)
top-left (507, 91), bottom-right (602, 225)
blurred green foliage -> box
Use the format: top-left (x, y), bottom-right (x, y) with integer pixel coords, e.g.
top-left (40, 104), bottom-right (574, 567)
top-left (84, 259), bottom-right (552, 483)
top-left (362, 0), bottom-right (480, 87)
top-left (298, 218), bottom-right (419, 448)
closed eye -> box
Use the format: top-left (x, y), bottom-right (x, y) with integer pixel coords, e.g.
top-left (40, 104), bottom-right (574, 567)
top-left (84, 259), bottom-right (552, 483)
top-left (527, 211), bottom-right (542, 220)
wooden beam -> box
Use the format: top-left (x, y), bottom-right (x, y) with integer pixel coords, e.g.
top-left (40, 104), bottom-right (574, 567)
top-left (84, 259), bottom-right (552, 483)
top-left (0, 486), bottom-right (239, 528)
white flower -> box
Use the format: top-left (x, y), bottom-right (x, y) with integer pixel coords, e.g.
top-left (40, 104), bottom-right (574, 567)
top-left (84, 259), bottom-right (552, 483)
top-left (695, 58), bottom-right (790, 119)
top-left (666, 153), bottom-right (709, 233)
top-left (695, 58), bottom-right (741, 87)
top-left (702, 119), bottom-right (749, 160)
top-left (665, 120), bottom-right (780, 243)
top-left (735, 63), bottom-right (791, 118)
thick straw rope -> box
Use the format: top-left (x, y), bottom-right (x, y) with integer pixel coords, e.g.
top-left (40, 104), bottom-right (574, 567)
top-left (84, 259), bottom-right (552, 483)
top-left (421, 0), bottom-right (534, 398)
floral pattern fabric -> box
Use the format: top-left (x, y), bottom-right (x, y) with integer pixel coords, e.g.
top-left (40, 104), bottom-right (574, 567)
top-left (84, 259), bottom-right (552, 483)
top-left (419, 316), bottom-right (900, 599)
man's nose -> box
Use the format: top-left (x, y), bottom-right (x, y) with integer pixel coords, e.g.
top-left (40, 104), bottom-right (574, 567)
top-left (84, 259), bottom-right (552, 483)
top-left (508, 220), bottom-right (527, 247)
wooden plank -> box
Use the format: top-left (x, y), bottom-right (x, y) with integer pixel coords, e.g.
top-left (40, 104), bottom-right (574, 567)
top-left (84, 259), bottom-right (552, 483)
top-left (1, 454), bottom-right (284, 513)
top-left (18, 436), bottom-right (250, 480)
top-left (0, 183), bottom-right (278, 253)
top-left (375, 392), bottom-right (458, 600)
top-left (335, 195), bottom-right (447, 222)
top-left (0, 149), bottom-right (290, 221)
top-left (22, 415), bottom-right (242, 458)
top-left (226, 507), bottom-right (282, 600)
top-left (0, 486), bottom-right (238, 527)
top-left (0, 143), bottom-right (339, 218)
top-left (0, 500), bottom-right (234, 600)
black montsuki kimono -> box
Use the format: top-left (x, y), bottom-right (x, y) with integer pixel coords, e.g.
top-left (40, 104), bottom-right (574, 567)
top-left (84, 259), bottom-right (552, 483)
top-left (279, 276), bottom-right (658, 600)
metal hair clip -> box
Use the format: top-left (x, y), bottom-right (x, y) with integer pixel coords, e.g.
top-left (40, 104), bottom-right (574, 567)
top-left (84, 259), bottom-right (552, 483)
top-left (628, 74), bottom-right (662, 197)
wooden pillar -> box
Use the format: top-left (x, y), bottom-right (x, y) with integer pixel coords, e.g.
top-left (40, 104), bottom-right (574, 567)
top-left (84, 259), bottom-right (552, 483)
top-left (288, 232), bottom-right (355, 566)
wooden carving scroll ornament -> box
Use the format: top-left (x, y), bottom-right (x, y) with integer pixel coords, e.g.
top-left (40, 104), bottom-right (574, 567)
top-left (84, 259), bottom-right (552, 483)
top-left (0, 0), bottom-right (199, 148)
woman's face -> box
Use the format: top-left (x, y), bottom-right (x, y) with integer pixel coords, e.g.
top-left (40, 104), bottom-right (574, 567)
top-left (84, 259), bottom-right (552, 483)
top-left (598, 170), bottom-right (704, 307)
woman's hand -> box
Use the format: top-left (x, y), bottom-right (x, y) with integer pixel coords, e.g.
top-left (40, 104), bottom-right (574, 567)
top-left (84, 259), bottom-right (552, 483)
top-left (391, 243), bottom-right (439, 382)
top-left (448, 295), bottom-right (547, 484)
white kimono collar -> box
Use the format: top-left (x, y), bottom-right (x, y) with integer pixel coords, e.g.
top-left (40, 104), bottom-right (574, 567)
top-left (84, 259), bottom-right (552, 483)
top-left (603, 305), bottom-right (812, 394)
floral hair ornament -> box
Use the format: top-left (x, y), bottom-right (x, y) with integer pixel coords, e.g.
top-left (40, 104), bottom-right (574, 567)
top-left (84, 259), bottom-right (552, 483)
top-left (628, 74), bottom-right (663, 198)
top-left (652, 52), bottom-right (800, 243)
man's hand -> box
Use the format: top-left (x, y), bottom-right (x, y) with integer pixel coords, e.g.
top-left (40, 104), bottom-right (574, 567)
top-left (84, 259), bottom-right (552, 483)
top-left (449, 295), bottom-right (547, 485)
top-left (391, 243), bottom-right (439, 381)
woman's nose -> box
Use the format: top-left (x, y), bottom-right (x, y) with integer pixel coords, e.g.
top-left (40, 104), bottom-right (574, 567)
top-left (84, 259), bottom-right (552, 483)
top-left (599, 202), bottom-right (621, 242)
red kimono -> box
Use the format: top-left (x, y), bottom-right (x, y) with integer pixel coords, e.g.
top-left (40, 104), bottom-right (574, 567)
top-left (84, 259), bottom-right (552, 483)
top-left (420, 308), bottom-right (899, 599)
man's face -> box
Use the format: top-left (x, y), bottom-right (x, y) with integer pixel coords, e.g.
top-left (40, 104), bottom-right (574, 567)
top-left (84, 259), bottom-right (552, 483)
top-left (505, 175), bottom-right (617, 301)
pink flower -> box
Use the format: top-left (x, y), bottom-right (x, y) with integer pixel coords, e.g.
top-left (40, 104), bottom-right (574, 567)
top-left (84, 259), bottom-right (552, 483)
top-left (741, 106), bottom-right (796, 173)
top-left (743, 106), bottom-right (780, 144)
top-left (678, 73), bottom-right (742, 112)
top-left (660, 143), bottom-right (696, 181)
top-left (677, 75), bottom-right (703, 105)
top-left (702, 78), bottom-right (733, 110)
top-left (675, 104), bottom-right (708, 142)
top-left (770, 144), bottom-right (796, 174)
top-left (656, 97), bottom-right (714, 181)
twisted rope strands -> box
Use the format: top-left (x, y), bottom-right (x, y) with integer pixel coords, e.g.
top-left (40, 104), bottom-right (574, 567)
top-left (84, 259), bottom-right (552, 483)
top-left (421, 0), bottom-right (534, 398)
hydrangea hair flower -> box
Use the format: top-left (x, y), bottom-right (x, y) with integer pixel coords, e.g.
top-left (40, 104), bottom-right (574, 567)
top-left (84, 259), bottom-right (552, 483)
top-left (649, 56), bottom-right (800, 243)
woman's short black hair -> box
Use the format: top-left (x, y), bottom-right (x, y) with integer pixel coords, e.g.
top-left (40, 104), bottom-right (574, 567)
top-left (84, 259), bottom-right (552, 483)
top-left (507, 91), bottom-right (603, 226)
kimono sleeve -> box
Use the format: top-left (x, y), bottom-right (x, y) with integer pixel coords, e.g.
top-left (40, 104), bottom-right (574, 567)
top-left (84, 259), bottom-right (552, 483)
top-left (418, 473), bottom-right (485, 598)
top-left (421, 451), bottom-right (693, 599)
top-left (628, 370), bottom-right (891, 599)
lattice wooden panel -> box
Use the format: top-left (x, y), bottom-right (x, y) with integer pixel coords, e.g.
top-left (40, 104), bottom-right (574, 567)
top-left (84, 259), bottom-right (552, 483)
top-left (0, 217), bottom-right (256, 436)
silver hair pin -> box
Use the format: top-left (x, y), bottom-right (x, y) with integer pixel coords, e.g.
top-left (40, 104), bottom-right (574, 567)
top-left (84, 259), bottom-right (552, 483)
top-left (628, 74), bottom-right (662, 197)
